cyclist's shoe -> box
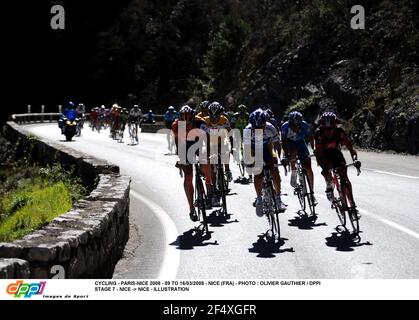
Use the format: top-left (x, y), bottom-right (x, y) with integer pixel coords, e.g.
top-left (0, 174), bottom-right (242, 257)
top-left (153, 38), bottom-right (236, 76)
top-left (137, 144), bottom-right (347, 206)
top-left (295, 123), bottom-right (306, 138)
top-left (211, 194), bottom-right (220, 207)
top-left (225, 170), bottom-right (233, 182)
top-left (255, 197), bottom-right (264, 217)
top-left (352, 208), bottom-right (361, 220)
top-left (189, 208), bottom-right (199, 222)
top-left (290, 170), bottom-right (297, 188)
top-left (275, 195), bottom-right (287, 212)
top-left (326, 187), bottom-right (334, 202)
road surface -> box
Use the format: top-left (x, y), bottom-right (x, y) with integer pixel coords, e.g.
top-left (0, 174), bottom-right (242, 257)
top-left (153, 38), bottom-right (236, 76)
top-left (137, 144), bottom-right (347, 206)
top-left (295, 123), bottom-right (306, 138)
top-left (23, 123), bottom-right (419, 279)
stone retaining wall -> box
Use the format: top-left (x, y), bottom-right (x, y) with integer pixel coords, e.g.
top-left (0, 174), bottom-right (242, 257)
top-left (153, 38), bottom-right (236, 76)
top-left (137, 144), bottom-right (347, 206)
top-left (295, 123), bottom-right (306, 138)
top-left (0, 122), bottom-right (131, 279)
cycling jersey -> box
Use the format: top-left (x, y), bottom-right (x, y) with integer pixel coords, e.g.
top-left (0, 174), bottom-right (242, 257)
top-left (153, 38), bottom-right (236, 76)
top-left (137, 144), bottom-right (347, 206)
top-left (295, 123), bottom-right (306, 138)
top-left (129, 109), bottom-right (143, 123)
top-left (232, 112), bottom-right (249, 133)
top-left (172, 116), bottom-right (206, 164)
top-left (243, 122), bottom-right (280, 163)
top-left (314, 127), bottom-right (350, 151)
top-left (281, 120), bottom-right (312, 159)
top-left (244, 122), bottom-right (280, 146)
top-left (314, 127), bottom-right (350, 169)
top-left (281, 121), bottom-right (311, 142)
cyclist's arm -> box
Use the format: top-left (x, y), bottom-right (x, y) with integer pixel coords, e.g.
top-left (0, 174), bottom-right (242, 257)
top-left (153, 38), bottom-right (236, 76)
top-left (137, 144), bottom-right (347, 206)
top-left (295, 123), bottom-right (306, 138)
top-left (340, 131), bottom-right (357, 160)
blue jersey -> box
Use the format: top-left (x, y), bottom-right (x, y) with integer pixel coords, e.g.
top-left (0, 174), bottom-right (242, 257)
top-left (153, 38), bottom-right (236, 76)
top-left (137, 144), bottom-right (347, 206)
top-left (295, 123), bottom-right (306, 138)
top-left (64, 109), bottom-right (78, 121)
top-left (163, 111), bottom-right (179, 123)
top-left (281, 121), bottom-right (311, 143)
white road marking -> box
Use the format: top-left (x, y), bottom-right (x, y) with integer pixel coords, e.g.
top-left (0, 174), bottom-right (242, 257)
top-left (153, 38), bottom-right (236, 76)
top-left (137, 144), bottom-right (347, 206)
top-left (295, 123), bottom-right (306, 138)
top-left (316, 194), bottom-right (419, 241)
top-left (370, 170), bottom-right (419, 180)
top-left (130, 190), bottom-right (180, 279)
top-left (358, 208), bottom-right (419, 241)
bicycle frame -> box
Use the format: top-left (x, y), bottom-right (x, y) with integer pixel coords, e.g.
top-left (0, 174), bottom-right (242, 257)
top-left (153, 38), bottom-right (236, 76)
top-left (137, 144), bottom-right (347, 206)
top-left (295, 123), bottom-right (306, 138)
top-left (331, 163), bottom-right (361, 237)
top-left (261, 165), bottom-right (281, 242)
top-left (194, 162), bottom-right (209, 235)
top-left (292, 155), bottom-right (316, 217)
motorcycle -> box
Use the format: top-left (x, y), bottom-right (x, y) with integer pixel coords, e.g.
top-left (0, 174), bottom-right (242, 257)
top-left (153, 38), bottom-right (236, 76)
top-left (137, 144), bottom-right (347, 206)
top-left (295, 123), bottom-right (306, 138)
top-left (61, 111), bottom-right (79, 141)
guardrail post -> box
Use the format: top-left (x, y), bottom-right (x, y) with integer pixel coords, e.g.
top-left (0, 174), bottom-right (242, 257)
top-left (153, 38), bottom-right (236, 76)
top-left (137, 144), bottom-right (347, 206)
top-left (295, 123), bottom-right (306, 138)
top-left (41, 105), bottom-right (45, 123)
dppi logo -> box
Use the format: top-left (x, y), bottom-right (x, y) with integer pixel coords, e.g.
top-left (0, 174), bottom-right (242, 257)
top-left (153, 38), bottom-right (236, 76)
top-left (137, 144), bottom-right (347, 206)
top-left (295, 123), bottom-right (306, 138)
top-left (6, 280), bottom-right (46, 298)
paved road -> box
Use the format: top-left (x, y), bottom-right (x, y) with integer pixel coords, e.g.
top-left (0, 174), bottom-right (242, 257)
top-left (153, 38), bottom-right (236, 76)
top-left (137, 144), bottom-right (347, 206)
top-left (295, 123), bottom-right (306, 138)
top-left (24, 123), bottom-right (419, 279)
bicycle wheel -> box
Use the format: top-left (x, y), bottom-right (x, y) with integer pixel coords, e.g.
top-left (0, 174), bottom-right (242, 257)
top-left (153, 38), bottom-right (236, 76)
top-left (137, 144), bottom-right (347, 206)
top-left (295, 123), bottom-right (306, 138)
top-left (217, 165), bottom-right (228, 215)
top-left (334, 199), bottom-right (346, 227)
top-left (268, 182), bottom-right (281, 240)
top-left (303, 171), bottom-right (316, 216)
top-left (296, 179), bottom-right (306, 212)
top-left (195, 172), bottom-right (208, 234)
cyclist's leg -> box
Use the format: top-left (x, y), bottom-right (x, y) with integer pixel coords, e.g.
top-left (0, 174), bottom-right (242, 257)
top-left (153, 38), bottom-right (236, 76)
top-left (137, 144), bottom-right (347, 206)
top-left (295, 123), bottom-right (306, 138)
top-left (299, 144), bottom-right (314, 190)
top-left (338, 166), bottom-right (356, 208)
top-left (269, 157), bottom-right (281, 196)
top-left (181, 164), bottom-right (194, 211)
top-left (287, 143), bottom-right (298, 187)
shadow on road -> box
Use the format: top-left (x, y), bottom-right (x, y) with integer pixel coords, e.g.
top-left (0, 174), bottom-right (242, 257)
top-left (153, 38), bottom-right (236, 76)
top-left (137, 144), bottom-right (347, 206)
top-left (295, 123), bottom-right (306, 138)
top-left (59, 139), bottom-right (77, 143)
top-left (170, 227), bottom-right (218, 250)
top-left (248, 236), bottom-right (294, 258)
top-left (288, 214), bottom-right (327, 230)
top-left (207, 210), bottom-right (239, 227)
top-left (325, 232), bottom-right (373, 252)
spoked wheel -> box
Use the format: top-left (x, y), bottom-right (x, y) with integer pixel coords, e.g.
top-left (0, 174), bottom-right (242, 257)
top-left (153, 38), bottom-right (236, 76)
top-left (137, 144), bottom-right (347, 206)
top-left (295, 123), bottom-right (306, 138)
top-left (195, 173), bottom-right (209, 236)
top-left (333, 198), bottom-right (346, 233)
top-left (303, 172), bottom-right (316, 217)
top-left (217, 165), bottom-right (228, 215)
top-left (348, 208), bottom-right (360, 237)
top-left (268, 183), bottom-right (281, 241)
top-left (296, 184), bottom-right (306, 212)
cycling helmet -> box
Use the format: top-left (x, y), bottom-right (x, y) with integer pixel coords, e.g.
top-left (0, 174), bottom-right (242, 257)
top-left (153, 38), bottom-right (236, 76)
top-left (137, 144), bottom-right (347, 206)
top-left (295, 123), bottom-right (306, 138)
top-left (149, 110), bottom-right (153, 113)
top-left (133, 105), bottom-right (140, 109)
top-left (265, 108), bottom-right (274, 118)
top-left (208, 102), bottom-right (223, 118)
top-left (288, 111), bottom-right (303, 125)
top-left (238, 104), bottom-right (247, 113)
top-left (101, 105), bottom-right (105, 109)
top-left (179, 105), bottom-right (195, 122)
top-left (199, 100), bottom-right (210, 110)
top-left (168, 106), bottom-right (175, 112)
top-left (67, 101), bottom-right (75, 109)
top-left (249, 109), bottom-right (267, 129)
top-left (320, 112), bottom-right (337, 127)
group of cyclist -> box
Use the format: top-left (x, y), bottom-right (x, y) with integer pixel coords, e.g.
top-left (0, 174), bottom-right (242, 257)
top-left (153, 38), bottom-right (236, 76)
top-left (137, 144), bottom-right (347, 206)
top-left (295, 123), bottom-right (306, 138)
top-left (59, 101), bottom-right (152, 144)
top-left (170, 101), bottom-right (361, 225)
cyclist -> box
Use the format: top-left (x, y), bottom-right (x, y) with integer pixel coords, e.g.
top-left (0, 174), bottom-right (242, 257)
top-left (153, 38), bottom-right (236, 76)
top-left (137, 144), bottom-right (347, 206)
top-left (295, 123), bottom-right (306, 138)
top-left (314, 112), bottom-right (361, 217)
top-left (128, 105), bottom-right (143, 144)
top-left (110, 104), bottom-right (121, 139)
top-left (76, 103), bottom-right (86, 127)
top-left (202, 102), bottom-right (233, 206)
top-left (244, 109), bottom-right (286, 217)
top-left (196, 100), bottom-right (210, 118)
top-left (98, 105), bottom-right (107, 130)
top-left (164, 106), bottom-right (179, 151)
top-left (143, 110), bottom-right (156, 124)
top-left (231, 104), bottom-right (251, 182)
top-left (281, 111), bottom-right (317, 205)
top-left (172, 105), bottom-right (207, 222)
top-left (119, 107), bottom-right (129, 140)
top-left (90, 106), bottom-right (99, 131)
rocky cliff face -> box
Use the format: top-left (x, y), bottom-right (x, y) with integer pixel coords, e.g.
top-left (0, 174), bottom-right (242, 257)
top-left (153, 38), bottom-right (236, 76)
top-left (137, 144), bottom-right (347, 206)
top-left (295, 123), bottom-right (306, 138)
top-left (209, 0), bottom-right (418, 154)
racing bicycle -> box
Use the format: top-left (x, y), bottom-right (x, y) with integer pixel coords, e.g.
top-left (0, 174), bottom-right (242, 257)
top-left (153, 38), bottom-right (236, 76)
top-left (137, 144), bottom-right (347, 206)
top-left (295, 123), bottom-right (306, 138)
top-left (331, 161), bottom-right (362, 241)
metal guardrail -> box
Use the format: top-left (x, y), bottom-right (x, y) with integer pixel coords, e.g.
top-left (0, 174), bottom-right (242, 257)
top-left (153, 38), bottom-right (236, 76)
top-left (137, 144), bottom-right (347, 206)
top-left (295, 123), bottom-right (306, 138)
top-left (11, 113), bottom-right (62, 124)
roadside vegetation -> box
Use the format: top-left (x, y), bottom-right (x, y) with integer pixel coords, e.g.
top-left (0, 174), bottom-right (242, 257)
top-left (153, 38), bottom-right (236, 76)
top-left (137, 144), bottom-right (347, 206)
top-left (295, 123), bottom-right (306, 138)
top-left (0, 131), bottom-right (87, 242)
